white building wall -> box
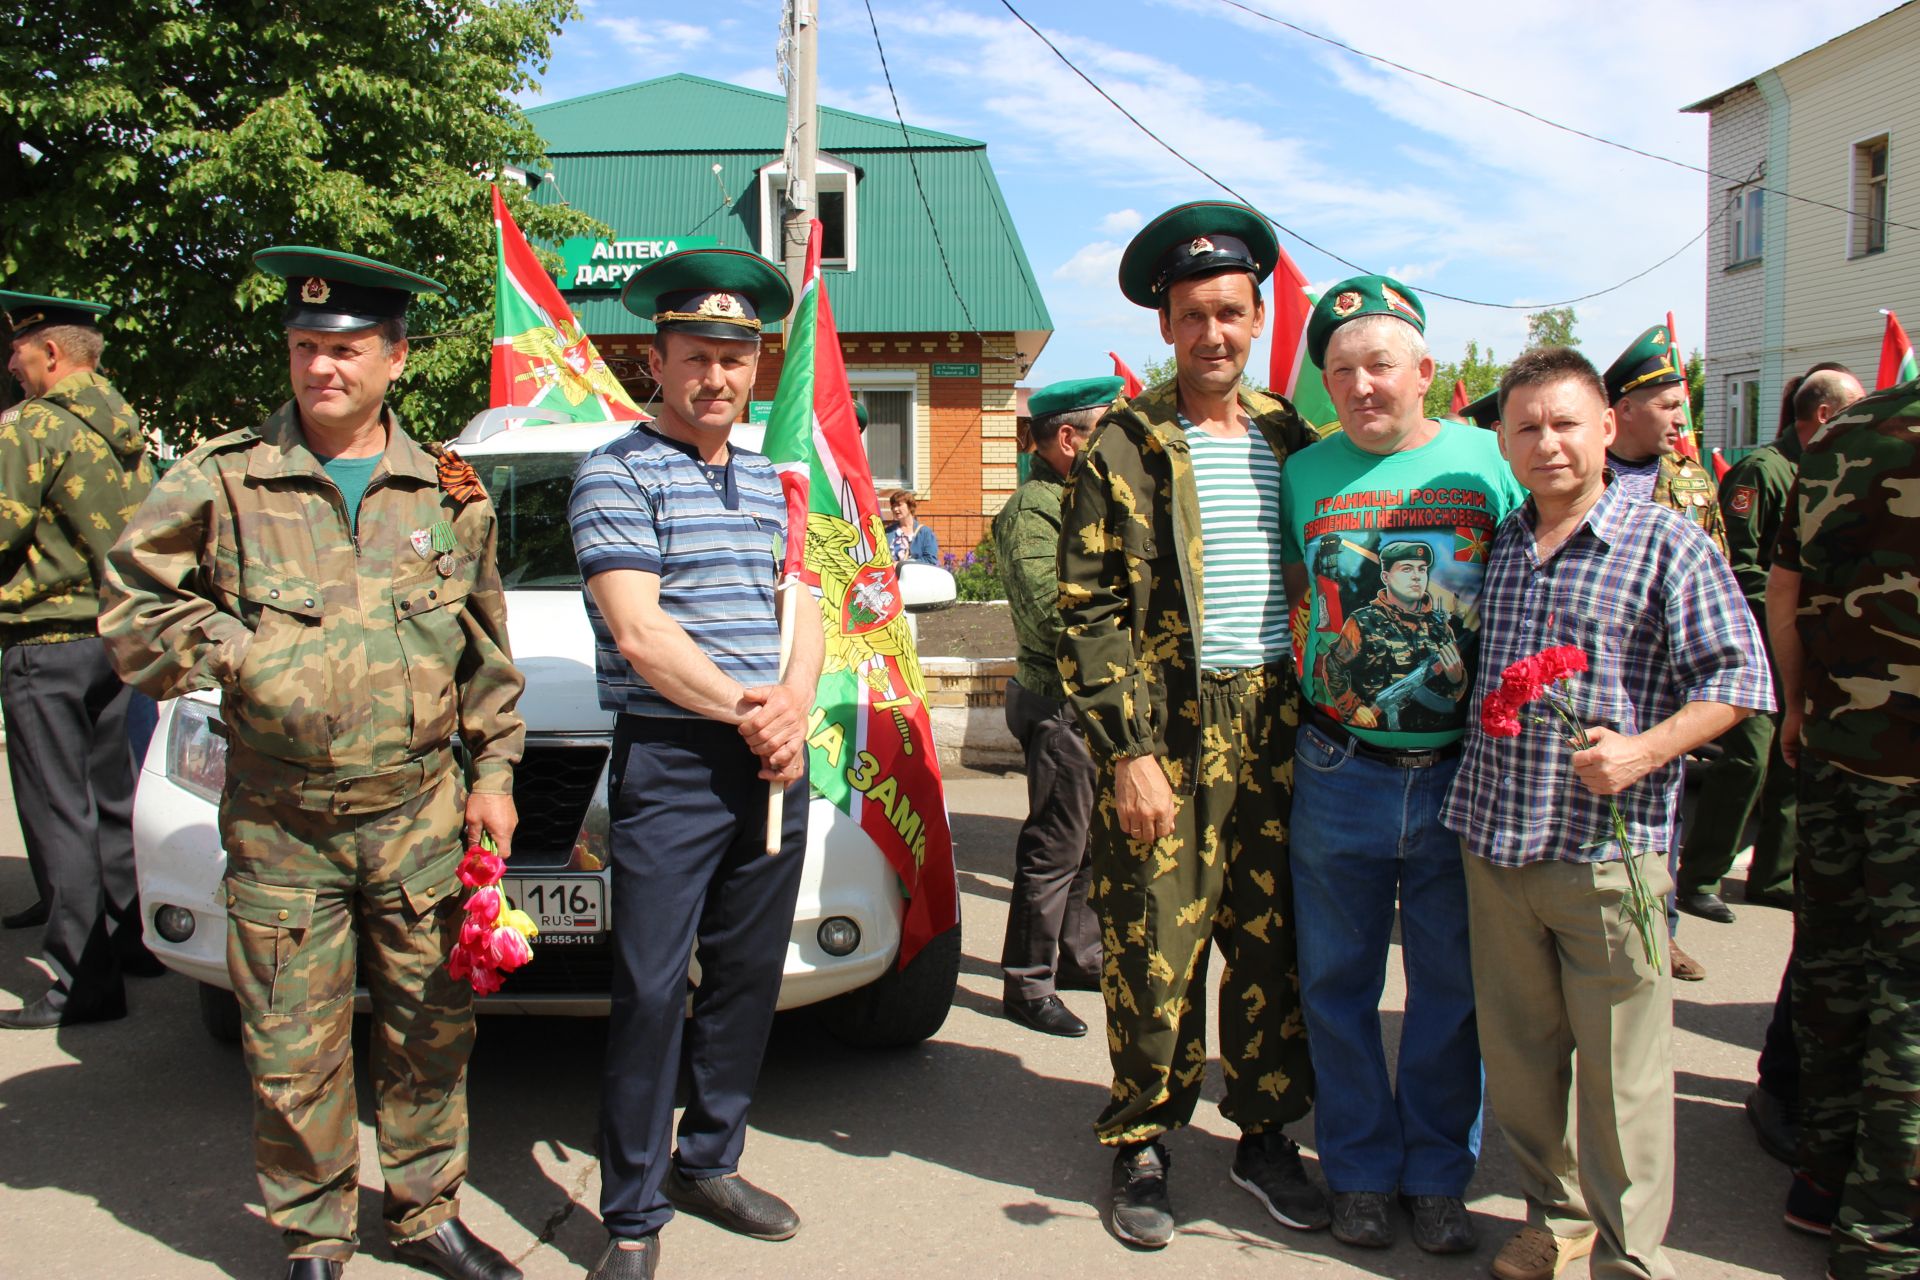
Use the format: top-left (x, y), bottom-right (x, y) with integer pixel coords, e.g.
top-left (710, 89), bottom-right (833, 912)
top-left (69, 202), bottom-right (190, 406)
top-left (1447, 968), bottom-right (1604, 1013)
top-left (1703, 86), bottom-right (1771, 451)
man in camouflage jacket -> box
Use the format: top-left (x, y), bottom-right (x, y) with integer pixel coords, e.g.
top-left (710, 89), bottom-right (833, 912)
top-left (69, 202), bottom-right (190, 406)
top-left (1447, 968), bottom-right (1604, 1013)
top-left (1768, 379), bottom-right (1920, 1280)
top-left (99, 250), bottom-right (525, 1280)
top-left (1321, 542), bottom-right (1467, 735)
top-left (0, 292), bottom-right (156, 1029)
top-left (1058, 201), bottom-right (1324, 1250)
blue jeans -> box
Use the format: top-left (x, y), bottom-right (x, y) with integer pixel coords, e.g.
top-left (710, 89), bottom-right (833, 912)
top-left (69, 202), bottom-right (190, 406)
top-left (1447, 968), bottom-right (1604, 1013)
top-left (1291, 723), bottom-right (1484, 1195)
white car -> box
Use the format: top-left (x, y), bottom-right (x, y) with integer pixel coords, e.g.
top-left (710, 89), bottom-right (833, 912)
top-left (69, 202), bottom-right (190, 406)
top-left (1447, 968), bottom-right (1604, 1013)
top-left (134, 414), bottom-right (960, 1049)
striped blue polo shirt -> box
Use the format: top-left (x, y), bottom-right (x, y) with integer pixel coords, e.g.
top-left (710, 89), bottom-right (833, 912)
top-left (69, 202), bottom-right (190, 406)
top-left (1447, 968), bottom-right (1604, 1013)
top-left (569, 425), bottom-right (786, 718)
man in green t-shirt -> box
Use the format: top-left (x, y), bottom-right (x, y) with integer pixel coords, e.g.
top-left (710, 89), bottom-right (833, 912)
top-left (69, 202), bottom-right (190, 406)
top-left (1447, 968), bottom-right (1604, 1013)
top-left (1277, 274), bottom-right (1524, 1257)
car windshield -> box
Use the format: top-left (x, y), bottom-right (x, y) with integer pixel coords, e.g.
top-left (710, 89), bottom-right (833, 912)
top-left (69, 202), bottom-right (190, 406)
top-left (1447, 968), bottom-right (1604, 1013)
top-left (473, 452), bottom-right (589, 590)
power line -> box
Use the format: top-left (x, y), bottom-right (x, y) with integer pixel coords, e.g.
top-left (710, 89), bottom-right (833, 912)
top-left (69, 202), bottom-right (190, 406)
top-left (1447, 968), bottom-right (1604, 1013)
top-left (1212, 0), bottom-right (1920, 235)
top-left (997, 0), bottom-right (1728, 311)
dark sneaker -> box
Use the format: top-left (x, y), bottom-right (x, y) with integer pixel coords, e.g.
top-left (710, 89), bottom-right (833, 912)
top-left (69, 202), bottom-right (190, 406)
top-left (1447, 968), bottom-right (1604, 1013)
top-left (1230, 1130), bottom-right (1330, 1231)
top-left (1329, 1190), bottom-right (1394, 1248)
top-left (585, 1235), bottom-right (659, 1280)
top-left (1745, 1084), bottom-right (1799, 1165)
top-left (1401, 1193), bottom-right (1478, 1254)
top-left (1109, 1141), bottom-right (1174, 1249)
top-left (663, 1166), bottom-right (799, 1241)
top-left (1784, 1172), bottom-right (1837, 1236)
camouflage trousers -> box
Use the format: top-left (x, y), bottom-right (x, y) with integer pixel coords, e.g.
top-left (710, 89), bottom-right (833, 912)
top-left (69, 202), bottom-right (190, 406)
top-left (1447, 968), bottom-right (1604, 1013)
top-left (219, 760), bottom-right (474, 1262)
top-left (1794, 756), bottom-right (1920, 1280)
top-left (1090, 661), bottom-right (1314, 1146)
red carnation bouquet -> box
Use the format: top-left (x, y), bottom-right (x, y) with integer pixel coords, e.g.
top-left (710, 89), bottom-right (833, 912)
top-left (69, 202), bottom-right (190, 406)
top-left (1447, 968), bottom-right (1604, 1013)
top-left (448, 834), bottom-right (538, 995)
top-left (1481, 645), bottom-right (1663, 973)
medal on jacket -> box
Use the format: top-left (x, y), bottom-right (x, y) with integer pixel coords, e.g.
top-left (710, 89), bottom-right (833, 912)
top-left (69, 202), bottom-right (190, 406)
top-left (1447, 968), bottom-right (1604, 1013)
top-left (430, 521), bottom-right (460, 576)
top-left (409, 528), bottom-right (434, 560)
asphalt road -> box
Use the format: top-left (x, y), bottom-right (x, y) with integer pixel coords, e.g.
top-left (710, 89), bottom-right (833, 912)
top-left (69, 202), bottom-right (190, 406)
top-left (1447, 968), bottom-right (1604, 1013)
top-left (0, 762), bottom-right (1824, 1279)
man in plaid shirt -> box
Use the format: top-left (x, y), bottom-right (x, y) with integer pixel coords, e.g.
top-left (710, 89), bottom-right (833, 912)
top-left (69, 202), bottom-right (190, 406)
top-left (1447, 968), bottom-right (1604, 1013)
top-left (1441, 347), bottom-right (1772, 1280)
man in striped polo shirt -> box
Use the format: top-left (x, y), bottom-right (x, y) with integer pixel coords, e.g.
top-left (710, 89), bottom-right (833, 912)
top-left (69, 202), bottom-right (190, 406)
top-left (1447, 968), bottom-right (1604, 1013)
top-left (1059, 201), bottom-right (1325, 1250)
top-left (1279, 275), bottom-right (1525, 1256)
top-left (568, 248), bottom-right (823, 1280)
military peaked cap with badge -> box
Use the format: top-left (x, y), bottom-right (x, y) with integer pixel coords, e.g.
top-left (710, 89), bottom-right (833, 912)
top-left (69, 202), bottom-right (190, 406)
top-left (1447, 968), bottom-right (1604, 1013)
top-left (1603, 325), bottom-right (1684, 404)
top-left (621, 247), bottom-right (793, 341)
top-left (1306, 273), bottom-right (1428, 367)
top-left (1461, 389), bottom-right (1500, 431)
top-left (0, 291), bottom-right (110, 338)
top-left (1118, 201), bottom-right (1279, 309)
top-left (1379, 540), bottom-right (1434, 569)
top-left (1030, 376), bottom-right (1126, 421)
top-left (253, 246), bottom-right (448, 332)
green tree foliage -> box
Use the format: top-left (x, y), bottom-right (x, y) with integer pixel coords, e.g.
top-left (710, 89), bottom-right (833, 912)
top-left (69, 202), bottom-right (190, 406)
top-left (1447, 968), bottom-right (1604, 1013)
top-left (1525, 306), bottom-right (1579, 349)
top-left (1685, 348), bottom-right (1705, 426)
top-left (1, 0), bottom-right (603, 445)
top-left (1423, 340), bottom-right (1506, 420)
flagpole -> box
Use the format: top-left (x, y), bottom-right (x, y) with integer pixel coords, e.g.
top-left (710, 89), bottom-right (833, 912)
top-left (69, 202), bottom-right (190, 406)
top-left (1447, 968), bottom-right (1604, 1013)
top-left (766, 576), bottom-right (800, 855)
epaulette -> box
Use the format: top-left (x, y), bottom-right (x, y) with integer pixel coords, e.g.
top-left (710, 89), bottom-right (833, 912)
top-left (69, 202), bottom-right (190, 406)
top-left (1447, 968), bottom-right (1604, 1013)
top-left (180, 426), bottom-right (261, 463)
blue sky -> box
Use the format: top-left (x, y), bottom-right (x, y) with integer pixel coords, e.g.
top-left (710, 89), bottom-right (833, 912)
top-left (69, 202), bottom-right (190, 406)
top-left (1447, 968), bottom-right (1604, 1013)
top-left (528, 0), bottom-right (1899, 389)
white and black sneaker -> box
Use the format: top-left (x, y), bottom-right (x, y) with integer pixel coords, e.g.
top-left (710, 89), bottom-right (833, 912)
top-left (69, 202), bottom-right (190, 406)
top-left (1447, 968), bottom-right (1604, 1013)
top-left (1230, 1130), bottom-right (1331, 1231)
top-left (1109, 1140), bottom-right (1175, 1248)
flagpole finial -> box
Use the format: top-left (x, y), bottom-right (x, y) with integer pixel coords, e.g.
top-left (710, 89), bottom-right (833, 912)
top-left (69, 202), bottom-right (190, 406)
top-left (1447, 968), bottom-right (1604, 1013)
top-left (1882, 308), bottom-right (1896, 316)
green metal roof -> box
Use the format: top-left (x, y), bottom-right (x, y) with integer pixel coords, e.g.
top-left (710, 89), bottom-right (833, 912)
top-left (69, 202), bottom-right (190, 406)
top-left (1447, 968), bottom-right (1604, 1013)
top-left (525, 75), bottom-right (1051, 336)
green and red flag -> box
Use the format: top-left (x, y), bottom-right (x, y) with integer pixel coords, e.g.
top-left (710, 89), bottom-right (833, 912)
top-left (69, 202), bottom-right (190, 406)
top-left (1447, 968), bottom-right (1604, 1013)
top-left (1878, 308), bottom-right (1918, 389)
top-left (763, 221), bottom-right (956, 966)
top-left (1664, 310), bottom-right (1701, 460)
top-left (1268, 248), bottom-right (1338, 429)
top-left (489, 184), bottom-right (645, 422)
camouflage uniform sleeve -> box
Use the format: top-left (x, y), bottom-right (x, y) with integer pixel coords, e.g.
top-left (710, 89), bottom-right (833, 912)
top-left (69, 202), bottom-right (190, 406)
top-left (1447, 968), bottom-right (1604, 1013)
top-left (452, 502), bottom-right (526, 795)
top-left (998, 496), bottom-right (1066, 661)
top-left (99, 460), bottom-right (254, 699)
top-left (0, 409), bottom-right (48, 562)
top-left (1056, 425), bottom-right (1155, 762)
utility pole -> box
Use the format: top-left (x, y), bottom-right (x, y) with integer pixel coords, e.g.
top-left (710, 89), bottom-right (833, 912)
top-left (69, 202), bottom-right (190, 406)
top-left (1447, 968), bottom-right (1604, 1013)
top-left (780, 0), bottom-right (819, 299)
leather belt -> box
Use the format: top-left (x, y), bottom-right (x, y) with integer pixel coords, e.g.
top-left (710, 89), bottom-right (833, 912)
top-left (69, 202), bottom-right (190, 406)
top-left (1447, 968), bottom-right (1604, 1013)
top-left (1306, 709), bottom-right (1461, 770)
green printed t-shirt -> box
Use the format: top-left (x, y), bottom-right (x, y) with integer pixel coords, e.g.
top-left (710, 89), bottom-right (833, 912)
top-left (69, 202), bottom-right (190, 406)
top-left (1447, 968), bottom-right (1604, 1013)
top-left (321, 453), bottom-right (382, 529)
top-left (1278, 420), bottom-right (1524, 748)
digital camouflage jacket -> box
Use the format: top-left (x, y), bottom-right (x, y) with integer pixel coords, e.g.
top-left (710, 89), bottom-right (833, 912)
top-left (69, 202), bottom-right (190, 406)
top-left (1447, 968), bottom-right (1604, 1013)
top-left (0, 370), bottom-right (155, 646)
top-left (993, 450), bottom-right (1074, 700)
top-left (101, 403), bottom-right (525, 803)
top-left (1056, 380), bottom-right (1316, 790)
top-left (1774, 385), bottom-right (1920, 786)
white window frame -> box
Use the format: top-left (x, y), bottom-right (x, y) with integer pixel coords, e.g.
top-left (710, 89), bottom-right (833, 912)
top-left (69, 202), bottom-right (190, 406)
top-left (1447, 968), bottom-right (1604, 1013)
top-left (848, 369), bottom-right (918, 491)
top-left (1728, 184), bottom-right (1763, 265)
top-left (758, 153), bottom-right (858, 270)
top-left (1848, 133), bottom-right (1891, 259)
top-left (1725, 374), bottom-right (1762, 448)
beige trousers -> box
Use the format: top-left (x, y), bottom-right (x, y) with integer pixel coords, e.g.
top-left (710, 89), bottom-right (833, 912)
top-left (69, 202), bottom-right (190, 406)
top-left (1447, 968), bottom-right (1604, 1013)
top-left (1463, 850), bottom-right (1677, 1280)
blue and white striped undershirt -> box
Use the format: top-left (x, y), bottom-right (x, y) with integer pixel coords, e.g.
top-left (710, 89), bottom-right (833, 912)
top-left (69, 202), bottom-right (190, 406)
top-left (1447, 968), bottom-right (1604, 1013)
top-left (1184, 420), bottom-right (1290, 671)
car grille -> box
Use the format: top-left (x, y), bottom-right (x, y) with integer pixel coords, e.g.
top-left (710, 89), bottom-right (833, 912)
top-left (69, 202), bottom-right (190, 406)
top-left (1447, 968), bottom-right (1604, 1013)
top-left (509, 741), bottom-right (607, 868)
top-left (494, 941), bottom-right (616, 996)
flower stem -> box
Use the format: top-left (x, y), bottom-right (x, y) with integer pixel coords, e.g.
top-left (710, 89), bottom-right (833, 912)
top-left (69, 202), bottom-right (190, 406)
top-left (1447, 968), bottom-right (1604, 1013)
top-left (1543, 696), bottom-right (1664, 974)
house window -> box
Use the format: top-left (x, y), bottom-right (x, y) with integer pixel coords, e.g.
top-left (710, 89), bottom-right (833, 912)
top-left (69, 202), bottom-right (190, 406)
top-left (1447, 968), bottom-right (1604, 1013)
top-left (758, 154), bottom-right (858, 270)
top-left (1851, 136), bottom-right (1890, 257)
top-left (1725, 375), bottom-right (1763, 448)
top-left (852, 378), bottom-right (915, 490)
top-left (1728, 185), bottom-right (1764, 265)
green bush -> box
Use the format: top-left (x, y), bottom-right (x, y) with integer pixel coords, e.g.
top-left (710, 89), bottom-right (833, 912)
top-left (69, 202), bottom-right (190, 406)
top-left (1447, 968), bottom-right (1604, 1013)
top-left (943, 537), bottom-right (1005, 602)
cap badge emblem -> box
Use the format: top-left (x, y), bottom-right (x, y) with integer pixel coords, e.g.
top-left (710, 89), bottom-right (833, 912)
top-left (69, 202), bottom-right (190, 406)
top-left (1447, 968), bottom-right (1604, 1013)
top-left (1382, 286), bottom-right (1420, 322)
top-left (1332, 290), bottom-right (1364, 318)
top-left (697, 292), bottom-right (745, 319)
top-left (300, 277), bottom-right (332, 305)
top-left (1189, 236), bottom-right (1215, 256)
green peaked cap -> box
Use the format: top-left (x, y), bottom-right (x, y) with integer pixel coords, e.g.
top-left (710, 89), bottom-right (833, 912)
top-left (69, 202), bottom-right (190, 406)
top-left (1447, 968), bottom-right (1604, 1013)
top-left (253, 245), bottom-right (447, 332)
top-left (1118, 201), bottom-right (1279, 308)
top-left (621, 247), bottom-right (793, 339)
top-left (1030, 375), bottom-right (1126, 419)
top-left (1462, 388), bottom-right (1500, 430)
top-left (1603, 324), bottom-right (1683, 404)
top-left (1307, 273), bottom-right (1427, 367)
top-left (0, 291), bottom-right (111, 336)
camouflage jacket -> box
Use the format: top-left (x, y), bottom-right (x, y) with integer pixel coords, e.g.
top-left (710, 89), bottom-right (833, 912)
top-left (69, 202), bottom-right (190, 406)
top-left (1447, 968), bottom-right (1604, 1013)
top-left (1322, 592), bottom-right (1466, 732)
top-left (1057, 380), bottom-right (1316, 789)
top-left (100, 403), bottom-right (525, 803)
top-left (1719, 430), bottom-right (1800, 611)
top-left (1653, 451), bottom-right (1729, 557)
top-left (1774, 385), bottom-right (1920, 785)
top-left (993, 451), bottom-right (1072, 699)
top-left (0, 370), bottom-right (155, 645)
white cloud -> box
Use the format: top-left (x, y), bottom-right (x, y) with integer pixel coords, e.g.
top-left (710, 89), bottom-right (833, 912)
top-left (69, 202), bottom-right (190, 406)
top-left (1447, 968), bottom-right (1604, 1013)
top-left (1052, 240), bottom-right (1125, 286)
top-left (1097, 209), bottom-right (1144, 236)
top-left (592, 16), bottom-right (710, 61)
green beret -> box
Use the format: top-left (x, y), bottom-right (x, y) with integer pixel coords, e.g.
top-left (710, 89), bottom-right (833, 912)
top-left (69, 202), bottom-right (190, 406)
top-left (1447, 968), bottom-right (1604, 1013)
top-left (1118, 201), bottom-right (1278, 309)
top-left (1030, 376), bottom-right (1125, 419)
top-left (622, 247), bottom-right (792, 340)
top-left (0, 290), bottom-right (110, 337)
top-left (1307, 274), bottom-right (1427, 367)
top-left (1603, 325), bottom-right (1683, 403)
top-left (253, 246), bottom-right (447, 332)
top-left (1379, 540), bottom-right (1433, 569)
top-left (1462, 389), bottom-right (1500, 430)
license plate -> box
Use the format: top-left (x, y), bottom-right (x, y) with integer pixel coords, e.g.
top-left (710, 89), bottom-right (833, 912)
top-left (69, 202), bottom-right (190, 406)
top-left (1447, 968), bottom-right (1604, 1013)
top-left (501, 874), bottom-right (605, 937)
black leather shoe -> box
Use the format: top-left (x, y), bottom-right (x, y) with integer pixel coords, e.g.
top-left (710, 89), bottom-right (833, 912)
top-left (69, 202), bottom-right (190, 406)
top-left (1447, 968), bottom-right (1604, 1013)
top-left (663, 1166), bottom-right (799, 1240)
top-left (1677, 891), bottom-right (1736, 924)
top-left (0, 995), bottom-right (127, 1030)
top-left (1402, 1193), bottom-right (1478, 1253)
top-left (285, 1260), bottom-right (343, 1280)
top-left (1, 901), bottom-right (48, 930)
top-left (392, 1219), bottom-right (521, 1280)
top-left (1004, 994), bottom-right (1088, 1037)
top-left (1109, 1141), bottom-right (1174, 1249)
top-left (1330, 1190), bottom-right (1395, 1248)
top-left (1746, 1083), bottom-right (1799, 1164)
top-left (585, 1235), bottom-right (659, 1280)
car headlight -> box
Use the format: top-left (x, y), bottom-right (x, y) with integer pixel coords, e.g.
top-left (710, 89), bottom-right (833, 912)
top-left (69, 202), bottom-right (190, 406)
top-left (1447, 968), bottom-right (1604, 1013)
top-left (166, 699), bottom-right (228, 805)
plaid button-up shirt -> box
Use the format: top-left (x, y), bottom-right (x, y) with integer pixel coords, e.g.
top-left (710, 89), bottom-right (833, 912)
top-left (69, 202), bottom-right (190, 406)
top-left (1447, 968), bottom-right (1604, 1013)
top-left (1441, 477), bottom-right (1773, 867)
